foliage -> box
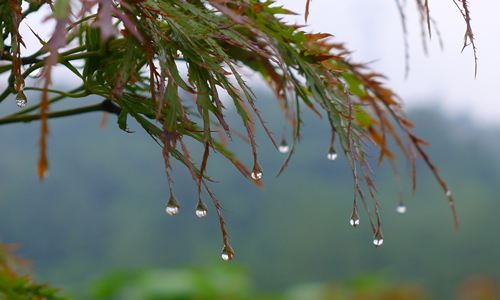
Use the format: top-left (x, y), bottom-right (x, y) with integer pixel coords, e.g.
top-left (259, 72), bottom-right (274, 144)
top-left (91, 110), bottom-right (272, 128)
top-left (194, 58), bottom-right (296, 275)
top-left (90, 266), bottom-right (429, 300)
top-left (91, 266), bottom-right (258, 300)
top-left (0, 0), bottom-right (476, 259)
top-left (89, 264), bottom-right (500, 300)
top-left (0, 244), bottom-right (67, 300)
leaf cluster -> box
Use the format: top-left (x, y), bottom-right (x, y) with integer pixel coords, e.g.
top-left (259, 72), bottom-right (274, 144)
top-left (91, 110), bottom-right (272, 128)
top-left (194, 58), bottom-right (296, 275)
top-left (0, 0), bottom-right (475, 257)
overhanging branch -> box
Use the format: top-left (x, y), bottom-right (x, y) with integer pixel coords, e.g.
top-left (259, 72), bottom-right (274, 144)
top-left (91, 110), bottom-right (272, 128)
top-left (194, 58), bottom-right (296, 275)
top-left (0, 100), bottom-right (121, 125)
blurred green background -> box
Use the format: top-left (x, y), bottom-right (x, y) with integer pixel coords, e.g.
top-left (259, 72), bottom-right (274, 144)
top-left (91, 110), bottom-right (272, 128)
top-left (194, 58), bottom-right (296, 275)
top-left (0, 89), bottom-right (499, 299)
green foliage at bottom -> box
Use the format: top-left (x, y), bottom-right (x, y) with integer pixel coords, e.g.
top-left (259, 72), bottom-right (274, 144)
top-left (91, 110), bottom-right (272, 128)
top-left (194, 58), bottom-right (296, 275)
top-left (89, 266), bottom-right (428, 300)
top-left (0, 245), bottom-right (67, 300)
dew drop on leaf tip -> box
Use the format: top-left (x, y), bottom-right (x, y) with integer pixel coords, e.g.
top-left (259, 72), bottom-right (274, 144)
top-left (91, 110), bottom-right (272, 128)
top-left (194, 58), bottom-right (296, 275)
top-left (165, 205), bottom-right (179, 216)
top-left (350, 209), bottom-right (360, 227)
top-left (373, 238), bottom-right (384, 247)
top-left (373, 231), bottom-right (384, 247)
top-left (165, 195), bottom-right (180, 216)
top-left (396, 204), bottom-right (407, 214)
top-left (16, 91), bottom-right (27, 108)
top-left (195, 201), bottom-right (208, 218)
top-left (221, 246), bottom-right (234, 261)
top-left (349, 217), bottom-right (360, 227)
top-left (278, 139), bottom-right (289, 154)
top-left (251, 171), bottom-right (263, 180)
top-left (327, 148), bottom-right (337, 161)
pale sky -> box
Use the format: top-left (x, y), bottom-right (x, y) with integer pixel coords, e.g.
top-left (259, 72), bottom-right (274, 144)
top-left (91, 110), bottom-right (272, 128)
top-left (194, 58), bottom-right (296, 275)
top-left (281, 0), bottom-right (500, 125)
top-left (5, 1), bottom-right (500, 124)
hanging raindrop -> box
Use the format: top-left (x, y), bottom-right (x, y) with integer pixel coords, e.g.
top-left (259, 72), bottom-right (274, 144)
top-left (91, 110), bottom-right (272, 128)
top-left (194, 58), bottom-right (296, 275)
top-left (327, 130), bottom-right (338, 160)
top-left (251, 171), bottom-right (262, 180)
top-left (221, 245), bottom-right (234, 261)
top-left (278, 138), bottom-right (289, 154)
top-left (195, 200), bottom-right (208, 218)
top-left (446, 189), bottom-right (452, 198)
top-left (251, 164), bottom-right (263, 180)
top-left (16, 90), bottom-right (27, 108)
top-left (327, 146), bottom-right (338, 161)
top-left (349, 208), bottom-right (360, 227)
top-left (396, 204), bottom-right (407, 214)
top-left (165, 194), bottom-right (180, 216)
top-left (373, 230), bottom-right (384, 247)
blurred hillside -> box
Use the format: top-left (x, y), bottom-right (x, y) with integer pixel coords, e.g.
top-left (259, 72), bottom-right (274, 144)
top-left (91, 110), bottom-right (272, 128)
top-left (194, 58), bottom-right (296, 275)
top-left (0, 90), bottom-right (499, 299)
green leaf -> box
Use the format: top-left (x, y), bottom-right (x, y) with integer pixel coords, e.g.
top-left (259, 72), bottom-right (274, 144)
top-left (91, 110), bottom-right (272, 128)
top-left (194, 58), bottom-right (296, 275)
top-left (117, 108), bottom-right (129, 132)
top-left (60, 59), bottom-right (83, 79)
top-left (354, 105), bottom-right (373, 128)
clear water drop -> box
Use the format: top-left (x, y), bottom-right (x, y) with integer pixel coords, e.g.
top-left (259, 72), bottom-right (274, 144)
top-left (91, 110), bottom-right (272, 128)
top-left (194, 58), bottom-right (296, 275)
top-left (373, 230), bottom-right (384, 247)
top-left (350, 217), bottom-right (360, 227)
top-left (166, 205), bottom-right (179, 216)
top-left (251, 169), bottom-right (263, 180)
top-left (446, 190), bottom-right (452, 198)
top-left (278, 139), bottom-right (289, 154)
top-left (350, 208), bottom-right (360, 227)
top-left (327, 147), bottom-right (337, 161)
top-left (396, 204), bottom-right (407, 214)
top-left (195, 200), bottom-right (208, 218)
top-left (16, 91), bottom-right (27, 108)
top-left (165, 195), bottom-right (180, 216)
top-left (373, 238), bottom-right (384, 247)
top-left (278, 144), bottom-right (289, 154)
top-left (251, 172), bottom-right (262, 180)
top-left (195, 208), bottom-right (207, 218)
top-left (221, 245), bottom-right (234, 261)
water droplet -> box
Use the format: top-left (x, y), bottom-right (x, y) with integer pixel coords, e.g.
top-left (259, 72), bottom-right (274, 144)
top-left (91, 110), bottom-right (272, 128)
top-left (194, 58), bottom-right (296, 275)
top-left (165, 194), bottom-right (180, 216)
top-left (195, 200), bottom-right (208, 218)
top-left (221, 245), bottom-right (234, 261)
top-left (251, 165), bottom-right (263, 180)
top-left (16, 91), bottom-right (27, 108)
top-left (373, 230), bottom-right (384, 247)
top-left (373, 238), bottom-right (384, 247)
top-left (446, 190), bottom-right (452, 198)
top-left (278, 139), bottom-right (289, 154)
top-left (166, 205), bottom-right (179, 215)
top-left (396, 204), bottom-right (407, 214)
top-left (349, 208), bottom-right (360, 227)
top-left (251, 171), bottom-right (262, 180)
top-left (327, 147), bottom-right (337, 161)
top-left (278, 145), bottom-right (289, 154)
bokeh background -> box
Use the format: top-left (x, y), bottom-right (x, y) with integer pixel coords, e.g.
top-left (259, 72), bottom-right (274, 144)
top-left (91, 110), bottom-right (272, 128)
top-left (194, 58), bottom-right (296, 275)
top-left (1, 1), bottom-right (500, 299)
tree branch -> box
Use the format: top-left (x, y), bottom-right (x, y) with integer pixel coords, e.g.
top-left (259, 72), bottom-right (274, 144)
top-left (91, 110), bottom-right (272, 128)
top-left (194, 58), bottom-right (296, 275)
top-left (0, 100), bottom-right (121, 125)
top-left (0, 48), bottom-right (42, 64)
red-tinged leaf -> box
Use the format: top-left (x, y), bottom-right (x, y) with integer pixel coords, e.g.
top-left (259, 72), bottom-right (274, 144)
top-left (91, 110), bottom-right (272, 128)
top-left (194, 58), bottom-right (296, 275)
top-left (305, 0), bottom-right (312, 22)
top-left (304, 33), bottom-right (333, 41)
top-left (113, 5), bottom-right (144, 42)
top-left (310, 54), bottom-right (336, 62)
top-left (199, 142), bottom-right (210, 188)
top-left (38, 80), bottom-right (50, 181)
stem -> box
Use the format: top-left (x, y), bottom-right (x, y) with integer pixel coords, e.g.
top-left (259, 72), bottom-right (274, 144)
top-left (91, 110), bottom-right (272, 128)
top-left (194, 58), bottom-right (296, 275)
top-left (0, 100), bottom-right (121, 125)
top-left (23, 87), bottom-right (88, 98)
top-left (0, 50), bottom-right (98, 103)
top-left (0, 52), bottom-right (42, 65)
top-left (12, 86), bottom-right (86, 116)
